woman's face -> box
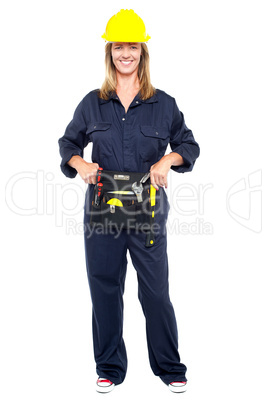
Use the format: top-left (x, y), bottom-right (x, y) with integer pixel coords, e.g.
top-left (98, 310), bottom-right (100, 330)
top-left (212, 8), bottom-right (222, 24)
top-left (111, 42), bottom-right (142, 76)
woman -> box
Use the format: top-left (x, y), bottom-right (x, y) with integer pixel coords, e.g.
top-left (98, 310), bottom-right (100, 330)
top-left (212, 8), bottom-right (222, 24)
top-left (58, 9), bottom-right (200, 393)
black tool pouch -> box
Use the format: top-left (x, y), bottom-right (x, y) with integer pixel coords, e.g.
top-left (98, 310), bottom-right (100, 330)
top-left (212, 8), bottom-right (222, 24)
top-left (90, 170), bottom-right (155, 246)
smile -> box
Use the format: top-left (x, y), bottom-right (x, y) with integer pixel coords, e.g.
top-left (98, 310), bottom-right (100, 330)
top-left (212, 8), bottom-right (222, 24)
top-left (120, 61), bottom-right (133, 66)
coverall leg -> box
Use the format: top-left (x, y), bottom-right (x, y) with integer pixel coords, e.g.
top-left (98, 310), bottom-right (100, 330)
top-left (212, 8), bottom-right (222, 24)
top-left (126, 194), bottom-right (187, 384)
top-left (84, 223), bottom-right (128, 385)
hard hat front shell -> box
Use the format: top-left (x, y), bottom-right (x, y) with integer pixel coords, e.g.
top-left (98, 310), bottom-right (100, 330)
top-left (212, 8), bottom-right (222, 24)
top-left (102, 9), bottom-right (151, 43)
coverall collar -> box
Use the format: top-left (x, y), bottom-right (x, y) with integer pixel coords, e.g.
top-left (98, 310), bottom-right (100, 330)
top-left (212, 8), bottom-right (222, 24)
top-left (98, 91), bottom-right (158, 105)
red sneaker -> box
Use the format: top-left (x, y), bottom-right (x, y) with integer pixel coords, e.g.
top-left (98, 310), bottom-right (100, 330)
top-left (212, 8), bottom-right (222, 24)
top-left (96, 378), bottom-right (115, 393)
top-left (168, 381), bottom-right (187, 393)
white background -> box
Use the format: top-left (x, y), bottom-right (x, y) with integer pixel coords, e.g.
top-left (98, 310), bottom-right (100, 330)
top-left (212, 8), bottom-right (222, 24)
top-left (1, 0), bottom-right (266, 401)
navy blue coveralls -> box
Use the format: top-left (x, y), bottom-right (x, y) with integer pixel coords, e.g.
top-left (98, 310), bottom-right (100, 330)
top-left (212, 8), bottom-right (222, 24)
top-left (58, 89), bottom-right (200, 385)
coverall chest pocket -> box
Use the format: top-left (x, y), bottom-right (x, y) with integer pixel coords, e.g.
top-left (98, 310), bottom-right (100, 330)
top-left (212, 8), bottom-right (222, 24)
top-left (86, 122), bottom-right (113, 160)
top-left (139, 126), bottom-right (170, 162)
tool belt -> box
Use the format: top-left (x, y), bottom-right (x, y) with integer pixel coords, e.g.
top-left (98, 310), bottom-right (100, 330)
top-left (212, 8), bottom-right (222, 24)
top-left (90, 169), bottom-right (156, 247)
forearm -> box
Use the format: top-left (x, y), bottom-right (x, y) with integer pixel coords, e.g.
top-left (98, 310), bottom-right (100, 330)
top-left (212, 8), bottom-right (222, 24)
top-left (67, 155), bottom-right (85, 170)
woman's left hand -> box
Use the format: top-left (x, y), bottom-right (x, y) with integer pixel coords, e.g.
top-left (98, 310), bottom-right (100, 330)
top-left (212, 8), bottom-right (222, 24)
top-left (150, 155), bottom-right (172, 190)
top-left (150, 153), bottom-right (184, 190)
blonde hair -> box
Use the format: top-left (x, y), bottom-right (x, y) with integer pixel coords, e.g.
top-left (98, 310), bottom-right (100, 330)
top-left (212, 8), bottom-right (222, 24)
top-left (99, 43), bottom-right (156, 100)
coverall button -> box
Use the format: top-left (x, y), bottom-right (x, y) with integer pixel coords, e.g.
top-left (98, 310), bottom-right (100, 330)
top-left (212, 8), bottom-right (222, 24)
top-left (155, 131), bottom-right (159, 135)
top-left (94, 125), bottom-right (97, 129)
top-left (136, 101), bottom-right (139, 104)
top-left (122, 118), bottom-right (125, 121)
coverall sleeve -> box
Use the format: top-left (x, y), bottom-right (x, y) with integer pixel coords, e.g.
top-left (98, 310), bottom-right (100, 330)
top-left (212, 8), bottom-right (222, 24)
top-left (170, 99), bottom-right (200, 173)
top-left (58, 99), bottom-right (89, 178)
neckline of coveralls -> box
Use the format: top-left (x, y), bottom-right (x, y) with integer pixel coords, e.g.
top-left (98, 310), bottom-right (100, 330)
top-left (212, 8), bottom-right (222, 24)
top-left (98, 91), bottom-right (159, 107)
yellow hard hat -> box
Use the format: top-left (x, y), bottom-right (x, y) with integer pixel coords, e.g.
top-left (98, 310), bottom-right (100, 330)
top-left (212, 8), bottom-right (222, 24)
top-left (102, 9), bottom-right (151, 43)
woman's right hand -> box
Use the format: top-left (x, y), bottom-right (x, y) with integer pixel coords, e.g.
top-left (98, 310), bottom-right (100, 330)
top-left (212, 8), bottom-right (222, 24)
top-left (67, 155), bottom-right (99, 184)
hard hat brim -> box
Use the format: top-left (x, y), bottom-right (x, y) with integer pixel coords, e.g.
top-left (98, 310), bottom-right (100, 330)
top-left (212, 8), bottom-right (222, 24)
top-left (101, 34), bottom-right (151, 43)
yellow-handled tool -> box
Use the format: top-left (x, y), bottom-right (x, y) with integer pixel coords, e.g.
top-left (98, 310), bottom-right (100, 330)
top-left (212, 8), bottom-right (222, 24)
top-left (107, 198), bottom-right (123, 207)
top-left (145, 185), bottom-right (156, 247)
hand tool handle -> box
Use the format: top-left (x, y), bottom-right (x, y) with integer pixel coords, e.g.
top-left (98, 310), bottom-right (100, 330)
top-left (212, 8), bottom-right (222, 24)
top-left (145, 185), bottom-right (156, 247)
top-left (97, 167), bottom-right (103, 182)
top-left (140, 171), bottom-right (150, 184)
top-left (95, 182), bottom-right (103, 206)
